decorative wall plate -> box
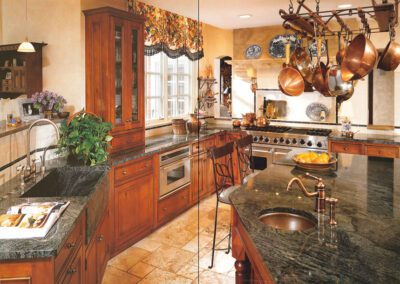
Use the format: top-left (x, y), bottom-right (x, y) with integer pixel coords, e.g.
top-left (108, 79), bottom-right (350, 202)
top-left (308, 41), bottom-right (327, 58)
top-left (306, 103), bottom-right (330, 121)
top-left (268, 34), bottom-right (296, 58)
top-left (245, 45), bottom-right (262, 59)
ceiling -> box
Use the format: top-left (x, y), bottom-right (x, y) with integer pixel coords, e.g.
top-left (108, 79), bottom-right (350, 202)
top-left (142, 0), bottom-right (371, 29)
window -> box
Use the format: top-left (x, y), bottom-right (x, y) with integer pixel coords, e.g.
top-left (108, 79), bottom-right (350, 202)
top-left (145, 53), bottom-right (195, 122)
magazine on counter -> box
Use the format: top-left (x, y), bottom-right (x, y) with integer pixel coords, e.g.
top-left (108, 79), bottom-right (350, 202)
top-left (0, 201), bottom-right (70, 239)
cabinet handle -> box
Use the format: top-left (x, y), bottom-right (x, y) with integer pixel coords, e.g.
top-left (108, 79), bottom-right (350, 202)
top-left (66, 242), bottom-right (76, 249)
top-left (126, 119), bottom-right (132, 122)
top-left (97, 234), bottom-right (104, 242)
top-left (67, 268), bottom-right (77, 275)
top-left (122, 170), bottom-right (127, 175)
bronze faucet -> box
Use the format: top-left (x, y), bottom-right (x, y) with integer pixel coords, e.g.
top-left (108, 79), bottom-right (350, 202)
top-left (286, 173), bottom-right (327, 213)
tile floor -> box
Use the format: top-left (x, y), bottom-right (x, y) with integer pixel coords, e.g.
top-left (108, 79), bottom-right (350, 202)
top-left (102, 195), bottom-right (236, 284)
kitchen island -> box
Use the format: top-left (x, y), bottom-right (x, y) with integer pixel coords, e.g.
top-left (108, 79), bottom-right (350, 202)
top-left (230, 153), bottom-right (400, 283)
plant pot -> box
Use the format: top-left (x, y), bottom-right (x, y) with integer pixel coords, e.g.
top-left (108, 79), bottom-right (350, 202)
top-left (44, 110), bottom-right (53, 119)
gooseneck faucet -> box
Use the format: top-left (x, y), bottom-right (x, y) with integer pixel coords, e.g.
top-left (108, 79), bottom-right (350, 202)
top-left (287, 173), bottom-right (326, 213)
top-left (25, 119), bottom-right (60, 179)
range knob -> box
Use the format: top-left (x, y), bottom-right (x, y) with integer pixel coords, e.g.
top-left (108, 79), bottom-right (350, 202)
top-left (279, 137), bottom-right (285, 143)
top-left (300, 139), bottom-right (306, 145)
top-left (273, 138), bottom-right (279, 143)
top-left (264, 137), bottom-right (270, 143)
top-left (317, 142), bottom-right (323, 148)
top-left (253, 136), bottom-right (259, 142)
top-left (292, 138), bottom-right (297, 144)
top-left (285, 139), bottom-right (291, 145)
top-left (307, 141), bottom-right (313, 147)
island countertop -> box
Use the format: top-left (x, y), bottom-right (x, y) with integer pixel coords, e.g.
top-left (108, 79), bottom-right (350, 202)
top-left (329, 132), bottom-right (400, 145)
top-left (230, 154), bottom-right (400, 283)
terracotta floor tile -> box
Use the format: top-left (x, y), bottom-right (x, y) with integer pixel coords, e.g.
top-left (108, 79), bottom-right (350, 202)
top-left (199, 249), bottom-right (236, 274)
top-left (192, 270), bottom-right (235, 284)
top-left (176, 264), bottom-right (203, 280)
top-left (102, 265), bottom-right (141, 284)
top-left (142, 244), bottom-right (196, 273)
top-left (139, 268), bottom-right (192, 284)
top-left (147, 225), bottom-right (197, 248)
top-left (128, 261), bottom-right (156, 278)
top-left (134, 238), bottom-right (162, 252)
top-left (108, 246), bottom-right (151, 271)
top-left (182, 233), bottom-right (213, 253)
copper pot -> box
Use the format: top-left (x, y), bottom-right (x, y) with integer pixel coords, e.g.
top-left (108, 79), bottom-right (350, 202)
top-left (256, 116), bottom-right (269, 127)
top-left (278, 43), bottom-right (304, 96)
top-left (341, 34), bottom-right (377, 82)
top-left (312, 39), bottom-right (331, 97)
top-left (377, 39), bottom-right (400, 71)
top-left (326, 65), bottom-right (354, 97)
top-left (290, 46), bottom-right (313, 83)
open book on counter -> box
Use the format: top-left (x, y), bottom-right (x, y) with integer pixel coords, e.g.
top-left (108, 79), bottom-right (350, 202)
top-left (0, 201), bottom-right (70, 239)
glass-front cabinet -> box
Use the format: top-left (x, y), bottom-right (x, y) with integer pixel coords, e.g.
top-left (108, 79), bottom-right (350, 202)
top-left (85, 7), bottom-right (145, 152)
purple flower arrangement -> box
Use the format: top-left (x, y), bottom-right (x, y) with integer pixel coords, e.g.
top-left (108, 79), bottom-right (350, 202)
top-left (31, 90), bottom-right (67, 112)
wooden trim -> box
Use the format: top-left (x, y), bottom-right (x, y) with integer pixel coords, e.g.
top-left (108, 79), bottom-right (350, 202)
top-left (367, 124), bottom-right (395, 130)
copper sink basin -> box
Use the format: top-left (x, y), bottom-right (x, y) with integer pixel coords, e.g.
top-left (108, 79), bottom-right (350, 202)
top-left (258, 208), bottom-right (317, 231)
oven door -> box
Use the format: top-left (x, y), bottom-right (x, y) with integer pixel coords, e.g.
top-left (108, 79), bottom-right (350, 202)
top-left (160, 158), bottom-right (191, 199)
top-left (252, 144), bottom-right (274, 170)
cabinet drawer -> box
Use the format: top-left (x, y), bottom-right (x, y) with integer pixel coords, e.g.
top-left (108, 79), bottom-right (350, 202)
top-left (115, 157), bottom-right (153, 185)
top-left (55, 216), bottom-right (83, 280)
top-left (365, 145), bottom-right (399, 158)
top-left (330, 142), bottom-right (363, 155)
top-left (158, 185), bottom-right (190, 224)
top-left (60, 245), bottom-right (84, 284)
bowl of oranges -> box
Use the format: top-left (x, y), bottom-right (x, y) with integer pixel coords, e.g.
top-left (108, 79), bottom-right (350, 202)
top-left (292, 151), bottom-right (337, 171)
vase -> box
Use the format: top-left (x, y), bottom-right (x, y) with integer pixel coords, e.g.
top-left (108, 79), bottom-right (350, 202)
top-left (44, 110), bottom-right (53, 119)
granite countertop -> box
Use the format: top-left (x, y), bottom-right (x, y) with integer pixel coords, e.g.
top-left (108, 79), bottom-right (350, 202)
top-left (329, 132), bottom-right (400, 145)
top-left (0, 159), bottom-right (109, 260)
top-left (230, 154), bottom-right (400, 283)
top-left (110, 128), bottom-right (240, 166)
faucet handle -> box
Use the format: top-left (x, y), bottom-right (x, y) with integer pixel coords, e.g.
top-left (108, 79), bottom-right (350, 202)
top-left (16, 165), bottom-right (25, 173)
top-left (305, 172), bottom-right (322, 181)
top-left (326, 197), bottom-right (338, 226)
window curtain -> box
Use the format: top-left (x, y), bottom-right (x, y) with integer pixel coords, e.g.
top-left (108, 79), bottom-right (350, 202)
top-left (128, 1), bottom-right (204, 61)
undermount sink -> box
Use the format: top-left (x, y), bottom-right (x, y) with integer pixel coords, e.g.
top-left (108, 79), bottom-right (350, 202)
top-left (258, 208), bottom-right (317, 231)
top-left (20, 167), bottom-right (105, 198)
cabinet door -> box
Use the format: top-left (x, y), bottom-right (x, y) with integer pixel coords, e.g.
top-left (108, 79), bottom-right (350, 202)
top-left (96, 208), bottom-right (111, 282)
top-left (203, 154), bottom-right (215, 195)
top-left (85, 241), bottom-right (97, 284)
top-left (115, 174), bottom-right (154, 251)
top-left (61, 246), bottom-right (84, 284)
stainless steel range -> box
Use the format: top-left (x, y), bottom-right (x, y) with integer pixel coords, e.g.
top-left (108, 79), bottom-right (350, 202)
top-left (245, 125), bottom-right (332, 169)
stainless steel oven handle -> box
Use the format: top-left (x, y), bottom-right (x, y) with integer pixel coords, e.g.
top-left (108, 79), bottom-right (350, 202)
top-left (160, 157), bottom-right (190, 170)
top-left (253, 149), bottom-right (274, 154)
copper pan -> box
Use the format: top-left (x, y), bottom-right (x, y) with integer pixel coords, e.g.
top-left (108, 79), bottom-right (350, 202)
top-left (290, 44), bottom-right (314, 83)
top-left (312, 38), bottom-right (331, 97)
top-left (377, 39), bottom-right (400, 71)
top-left (341, 33), bottom-right (377, 82)
top-left (278, 43), bottom-right (304, 96)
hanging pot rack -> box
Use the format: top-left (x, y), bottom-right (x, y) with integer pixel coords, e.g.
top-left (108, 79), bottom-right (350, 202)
top-left (280, 0), bottom-right (399, 38)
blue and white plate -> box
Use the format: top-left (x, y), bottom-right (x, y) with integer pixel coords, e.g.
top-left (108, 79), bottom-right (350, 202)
top-left (268, 34), bottom-right (296, 58)
top-left (308, 41), bottom-right (327, 58)
top-left (306, 103), bottom-right (330, 121)
top-left (245, 45), bottom-right (262, 59)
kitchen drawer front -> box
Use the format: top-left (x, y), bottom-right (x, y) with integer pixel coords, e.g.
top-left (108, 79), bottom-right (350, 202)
top-left (60, 245), bottom-right (84, 284)
top-left (365, 145), bottom-right (399, 158)
top-left (330, 142), bottom-right (363, 155)
top-left (55, 215), bottom-right (83, 280)
top-left (115, 156), bottom-right (153, 185)
top-left (158, 185), bottom-right (190, 224)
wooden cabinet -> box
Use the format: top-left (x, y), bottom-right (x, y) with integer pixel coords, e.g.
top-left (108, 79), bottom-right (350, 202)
top-left (0, 43), bottom-right (45, 97)
top-left (84, 7), bottom-right (145, 152)
top-left (157, 185), bottom-right (190, 225)
top-left (113, 157), bottom-right (155, 253)
top-left (329, 140), bottom-right (400, 158)
top-left (85, 207), bottom-right (111, 284)
top-left (59, 246), bottom-right (84, 284)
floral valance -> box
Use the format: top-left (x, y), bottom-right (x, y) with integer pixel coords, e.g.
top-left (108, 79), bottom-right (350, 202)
top-left (128, 1), bottom-right (204, 61)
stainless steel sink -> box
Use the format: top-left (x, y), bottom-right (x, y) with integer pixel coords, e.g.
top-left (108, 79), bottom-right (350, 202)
top-left (258, 208), bottom-right (317, 231)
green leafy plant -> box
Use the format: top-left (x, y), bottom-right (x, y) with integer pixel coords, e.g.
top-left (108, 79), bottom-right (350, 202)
top-left (58, 112), bottom-right (113, 166)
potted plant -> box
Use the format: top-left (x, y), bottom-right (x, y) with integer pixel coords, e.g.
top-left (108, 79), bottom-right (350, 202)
top-left (57, 112), bottom-right (113, 166)
top-left (31, 90), bottom-right (67, 119)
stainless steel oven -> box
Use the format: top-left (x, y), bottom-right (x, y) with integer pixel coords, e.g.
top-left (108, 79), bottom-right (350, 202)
top-left (159, 146), bottom-right (191, 199)
top-left (252, 144), bottom-right (292, 170)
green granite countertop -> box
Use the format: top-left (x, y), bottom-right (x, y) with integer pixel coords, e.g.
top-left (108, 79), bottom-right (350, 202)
top-left (329, 132), bottom-right (400, 145)
top-left (230, 154), bottom-right (400, 283)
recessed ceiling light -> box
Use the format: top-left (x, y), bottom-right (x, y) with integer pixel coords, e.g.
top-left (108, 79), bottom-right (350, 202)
top-left (239, 14), bottom-right (252, 19)
top-left (337, 4), bottom-right (352, 9)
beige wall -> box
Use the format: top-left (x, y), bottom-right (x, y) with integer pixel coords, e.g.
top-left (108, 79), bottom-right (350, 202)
top-left (200, 23), bottom-right (233, 76)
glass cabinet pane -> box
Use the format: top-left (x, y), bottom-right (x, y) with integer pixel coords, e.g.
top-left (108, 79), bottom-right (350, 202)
top-left (115, 25), bottom-right (122, 124)
top-left (131, 28), bottom-right (138, 122)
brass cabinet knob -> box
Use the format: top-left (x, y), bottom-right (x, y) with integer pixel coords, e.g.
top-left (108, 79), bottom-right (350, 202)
top-left (67, 268), bottom-right (77, 275)
top-left (97, 234), bottom-right (104, 242)
top-left (66, 242), bottom-right (76, 249)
